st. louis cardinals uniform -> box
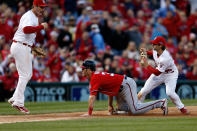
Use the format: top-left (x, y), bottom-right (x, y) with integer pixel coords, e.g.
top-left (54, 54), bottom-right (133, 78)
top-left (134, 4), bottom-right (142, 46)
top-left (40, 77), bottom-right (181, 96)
top-left (138, 49), bottom-right (185, 109)
top-left (90, 71), bottom-right (167, 115)
top-left (8, 0), bottom-right (47, 113)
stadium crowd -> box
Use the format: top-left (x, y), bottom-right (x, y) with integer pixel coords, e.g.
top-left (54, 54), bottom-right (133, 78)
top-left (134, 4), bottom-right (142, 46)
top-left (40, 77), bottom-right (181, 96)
top-left (0, 0), bottom-right (197, 98)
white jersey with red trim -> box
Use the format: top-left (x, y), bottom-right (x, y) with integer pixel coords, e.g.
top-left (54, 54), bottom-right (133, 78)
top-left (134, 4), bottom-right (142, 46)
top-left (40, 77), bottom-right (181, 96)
top-left (139, 49), bottom-right (185, 109)
top-left (13, 10), bottom-right (38, 46)
top-left (153, 49), bottom-right (178, 73)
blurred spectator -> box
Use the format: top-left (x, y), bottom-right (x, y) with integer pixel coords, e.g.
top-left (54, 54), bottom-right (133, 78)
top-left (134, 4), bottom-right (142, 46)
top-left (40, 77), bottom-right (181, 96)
top-left (108, 56), bottom-right (123, 74)
top-left (57, 24), bottom-right (73, 49)
top-left (76, 31), bottom-right (94, 60)
top-left (64, 0), bottom-right (77, 14)
top-left (177, 64), bottom-right (187, 80)
top-left (90, 24), bottom-right (105, 53)
top-left (0, 63), bottom-right (18, 100)
top-left (61, 64), bottom-right (79, 82)
top-left (165, 37), bottom-right (178, 58)
top-left (47, 29), bottom-right (59, 49)
top-left (123, 0), bottom-right (135, 11)
top-left (76, 6), bottom-right (92, 24)
top-left (1, 43), bottom-right (10, 60)
top-left (151, 17), bottom-right (168, 39)
top-left (126, 41), bottom-right (140, 60)
top-left (176, 11), bottom-right (191, 40)
top-left (46, 48), bottom-right (67, 81)
top-left (103, 45), bottom-right (113, 60)
top-left (141, 0), bottom-right (152, 21)
top-left (126, 9), bottom-right (137, 28)
top-left (95, 50), bottom-right (105, 63)
top-left (125, 23), bottom-right (142, 49)
top-left (103, 57), bottom-right (111, 72)
top-left (33, 57), bottom-right (46, 74)
top-left (54, 9), bottom-right (66, 29)
top-left (162, 11), bottom-right (179, 46)
top-left (68, 16), bottom-right (76, 40)
top-left (175, 0), bottom-right (191, 17)
top-left (156, 0), bottom-right (176, 18)
top-left (0, 35), bottom-right (5, 50)
top-left (38, 67), bottom-right (58, 82)
top-left (0, 13), bottom-right (13, 43)
top-left (186, 58), bottom-right (197, 80)
top-left (188, 9), bottom-right (197, 35)
top-left (31, 68), bottom-right (41, 82)
top-left (0, 54), bottom-right (12, 75)
top-left (76, 66), bottom-right (87, 82)
top-left (110, 23), bottom-right (128, 55)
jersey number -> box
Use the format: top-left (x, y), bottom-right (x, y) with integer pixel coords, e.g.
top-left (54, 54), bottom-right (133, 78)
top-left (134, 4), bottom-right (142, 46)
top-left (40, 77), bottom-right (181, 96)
top-left (101, 72), bottom-right (114, 76)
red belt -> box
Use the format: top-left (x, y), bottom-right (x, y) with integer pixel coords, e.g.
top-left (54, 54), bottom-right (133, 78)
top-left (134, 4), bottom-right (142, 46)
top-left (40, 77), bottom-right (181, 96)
top-left (13, 40), bottom-right (32, 48)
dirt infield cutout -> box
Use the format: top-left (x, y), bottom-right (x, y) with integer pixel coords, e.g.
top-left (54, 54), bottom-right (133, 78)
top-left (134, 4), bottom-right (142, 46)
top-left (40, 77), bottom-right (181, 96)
top-left (0, 106), bottom-right (197, 124)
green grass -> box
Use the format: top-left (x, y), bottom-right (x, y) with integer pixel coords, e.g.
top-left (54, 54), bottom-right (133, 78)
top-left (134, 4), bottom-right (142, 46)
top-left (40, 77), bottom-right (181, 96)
top-left (1, 117), bottom-right (197, 131)
top-left (0, 99), bottom-right (197, 131)
top-left (0, 99), bottom-right (196, 115)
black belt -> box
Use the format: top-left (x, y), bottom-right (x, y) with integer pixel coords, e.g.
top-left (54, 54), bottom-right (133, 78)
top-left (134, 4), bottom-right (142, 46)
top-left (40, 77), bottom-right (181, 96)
top-left (119, 76), bottom-right (127, 92)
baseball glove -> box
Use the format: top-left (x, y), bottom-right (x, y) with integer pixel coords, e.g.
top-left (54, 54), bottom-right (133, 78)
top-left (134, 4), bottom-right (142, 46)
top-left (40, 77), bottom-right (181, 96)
top-left (32, 46), bottom-right (46, 57)
top-left (140, 50), bottom-right (147, 58)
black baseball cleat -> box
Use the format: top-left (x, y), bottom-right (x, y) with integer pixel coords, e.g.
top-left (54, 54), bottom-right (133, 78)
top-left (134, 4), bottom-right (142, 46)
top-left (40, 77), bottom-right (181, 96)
top-left (161, 98), bottom-right (168, 115)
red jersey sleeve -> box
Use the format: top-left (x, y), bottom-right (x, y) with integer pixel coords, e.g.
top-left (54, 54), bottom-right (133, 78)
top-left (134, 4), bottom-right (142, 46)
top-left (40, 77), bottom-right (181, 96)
top-left (89, 82), bottom-right (99, 96)
top-left (147, 65), bottom-right (162, 76)
top-left (146, 51), bottom-right (153, 56)
top-left (23, 25), bottom-right (44, 34)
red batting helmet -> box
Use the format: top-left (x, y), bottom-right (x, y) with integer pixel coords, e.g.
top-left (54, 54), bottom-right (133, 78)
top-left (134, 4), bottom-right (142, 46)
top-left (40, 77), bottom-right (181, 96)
top-left (33, 0), bottom-right (48, 7)
top-left (150, 36), bottom-right (166, 46)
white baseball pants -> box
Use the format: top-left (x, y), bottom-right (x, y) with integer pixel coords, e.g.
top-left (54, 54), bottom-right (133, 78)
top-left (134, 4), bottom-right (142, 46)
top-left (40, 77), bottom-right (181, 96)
top-left (10, 42), bottom-right (33, 107)
top-left (139, 71), bottom-right (184, 109)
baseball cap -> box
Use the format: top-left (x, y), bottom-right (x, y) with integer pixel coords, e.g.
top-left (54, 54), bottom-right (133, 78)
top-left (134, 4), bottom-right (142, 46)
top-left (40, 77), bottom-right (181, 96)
top-left (33, 0), bottom-right (48, 7)
top-left (150, 36), bottom-right (166, 46)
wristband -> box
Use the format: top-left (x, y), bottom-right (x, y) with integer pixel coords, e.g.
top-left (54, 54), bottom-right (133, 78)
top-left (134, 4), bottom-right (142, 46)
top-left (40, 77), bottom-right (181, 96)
top-left (88, 107), bottom-right (93, 115)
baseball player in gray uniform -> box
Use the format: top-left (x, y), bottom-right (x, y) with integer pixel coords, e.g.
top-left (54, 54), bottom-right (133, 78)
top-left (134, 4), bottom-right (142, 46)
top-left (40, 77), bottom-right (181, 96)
top-left (138, 36), bottom-right (189, 114)
top-left (8, 0), bottom-right (48, 114)
top-left (80, 60), bottom-right (168, 116)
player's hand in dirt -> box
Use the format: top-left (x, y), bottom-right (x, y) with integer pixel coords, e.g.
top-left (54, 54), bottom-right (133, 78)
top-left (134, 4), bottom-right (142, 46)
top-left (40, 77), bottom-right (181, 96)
top-left (108, 105), bottom-right (115, 115)
top-left (80, 113), bottom-right (91, 117)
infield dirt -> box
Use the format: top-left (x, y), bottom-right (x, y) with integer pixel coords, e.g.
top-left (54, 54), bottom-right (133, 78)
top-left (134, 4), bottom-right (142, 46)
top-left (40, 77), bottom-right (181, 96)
top-left (0, 106), bottom-right (197, 124)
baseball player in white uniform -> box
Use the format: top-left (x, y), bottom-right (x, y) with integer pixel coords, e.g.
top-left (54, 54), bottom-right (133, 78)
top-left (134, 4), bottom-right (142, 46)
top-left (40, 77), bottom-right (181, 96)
top-left (8, 0), bottom-right (48, 114)
top-left (138, 36), bottom-right (189, 114)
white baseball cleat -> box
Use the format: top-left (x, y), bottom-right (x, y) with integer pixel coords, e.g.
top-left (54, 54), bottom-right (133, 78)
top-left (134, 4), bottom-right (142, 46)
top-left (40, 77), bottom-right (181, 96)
top-left (161, 98), bottom-right (168, 116)
top-left (8, 99), bottom-right (14, 105)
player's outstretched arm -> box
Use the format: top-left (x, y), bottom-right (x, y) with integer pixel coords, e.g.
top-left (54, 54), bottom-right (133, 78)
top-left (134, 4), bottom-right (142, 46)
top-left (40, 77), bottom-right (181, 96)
top-left (108, 96), bottom-right (114, 115)
top-left (88, 95), bottom-right (96, 116)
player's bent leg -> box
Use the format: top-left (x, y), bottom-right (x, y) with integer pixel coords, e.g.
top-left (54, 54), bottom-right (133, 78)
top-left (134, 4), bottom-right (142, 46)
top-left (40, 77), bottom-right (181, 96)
top-left (120, 77), bottom-right (167, 115)
top-left (138, 75), bottom-right (163, 103)
top-left (165, 79), bottom-right (189, 114)
top-left (131, 99), bottom-right (168, 115)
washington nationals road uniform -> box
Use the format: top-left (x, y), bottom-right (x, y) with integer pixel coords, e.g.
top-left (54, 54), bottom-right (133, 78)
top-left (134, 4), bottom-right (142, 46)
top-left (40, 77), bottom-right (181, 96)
top-left (90, 71), bottom-right (165, 114)
top-left (139, 49), bottom-right (184, 109)
top-left (9, 10), bottom-right (39, 107)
